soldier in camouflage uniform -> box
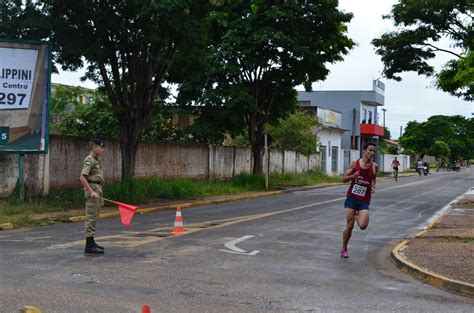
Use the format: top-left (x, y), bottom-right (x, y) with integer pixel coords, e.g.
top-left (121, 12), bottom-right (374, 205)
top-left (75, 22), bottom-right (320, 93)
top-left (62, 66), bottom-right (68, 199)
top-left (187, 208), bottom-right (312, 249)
top-left (79, 138), bottom-right (106, 255)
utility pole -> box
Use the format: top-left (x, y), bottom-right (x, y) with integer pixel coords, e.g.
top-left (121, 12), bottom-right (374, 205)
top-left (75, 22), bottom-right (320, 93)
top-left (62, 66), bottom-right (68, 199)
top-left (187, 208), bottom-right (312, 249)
top-left (382, 108), bottom-right (386, 129)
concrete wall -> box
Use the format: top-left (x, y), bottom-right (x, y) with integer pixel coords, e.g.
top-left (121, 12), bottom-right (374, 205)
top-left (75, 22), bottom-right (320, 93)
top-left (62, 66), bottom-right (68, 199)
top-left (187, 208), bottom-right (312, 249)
top-left (269, 150), bottom-right (284, 174)
top-left (382, 154), bottom-right (411, 172)
top-left (136, 141), bottom-right (209, 179)
top-left (234, 147), bottom-right (252, 176)
top-left (0, 135), bottom-right (321, 197)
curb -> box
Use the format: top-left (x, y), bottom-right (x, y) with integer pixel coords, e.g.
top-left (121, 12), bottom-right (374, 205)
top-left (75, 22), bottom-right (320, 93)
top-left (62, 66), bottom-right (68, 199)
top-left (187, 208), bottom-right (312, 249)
top-left (69, 190), bottom-right (286, 223)
top-left (0, 223), bottom-right (13, 231)
top-left (391, 187), bottom-right (474, 297)
top-left (391, 240), bottom-right (474, 297)
top-left (68, 183), bottom-right (345, 223)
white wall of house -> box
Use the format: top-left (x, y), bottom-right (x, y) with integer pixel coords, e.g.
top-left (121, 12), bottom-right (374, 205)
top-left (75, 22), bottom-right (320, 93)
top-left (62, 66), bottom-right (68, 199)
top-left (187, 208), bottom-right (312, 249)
top-left (318, 128), bottom-right (344, 175)
top-left (341, 149), bottom-right (360, 173)
top-left (383, 154), bottom-right (411, 172)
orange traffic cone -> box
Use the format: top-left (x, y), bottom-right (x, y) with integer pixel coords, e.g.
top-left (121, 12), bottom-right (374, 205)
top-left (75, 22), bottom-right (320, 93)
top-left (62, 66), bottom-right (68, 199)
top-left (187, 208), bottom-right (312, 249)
top-left (171, 207), bottom-right (185, 235)
top-left (141, 304), bottom-right (151, 313)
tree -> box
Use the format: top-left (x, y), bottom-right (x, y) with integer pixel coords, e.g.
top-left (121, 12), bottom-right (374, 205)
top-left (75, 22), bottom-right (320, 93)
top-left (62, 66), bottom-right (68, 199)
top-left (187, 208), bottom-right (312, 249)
top-left (400, 115), bottom-right (474, 161)
top-left (399, 121), bottom-right (427, 157)
top-left (379, 126), bottom-right (391, 154)
top-left (267, 111), bottom-right (320, 155)
top-left (429, 140), bottom-right (450, 167)
top-left (184, 0), bottom-right (354, 173)
top-left (2, 1), bottom-right (210, 180)
top-left (372, 0), bottom-right (473, 100)
top-left (51, 87), bottom-right (119, 139)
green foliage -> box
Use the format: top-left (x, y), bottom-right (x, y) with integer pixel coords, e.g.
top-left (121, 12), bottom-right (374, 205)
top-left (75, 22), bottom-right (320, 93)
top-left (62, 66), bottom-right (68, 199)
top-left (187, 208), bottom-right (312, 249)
top-left (372, 0), bottom-right (473, 100)
top-left (379, 126), bottom-right (392, 153)
top-left (3, 0), bottom-right (212, 179)
top-left (231, 173), bottom-right (265, 190)
top-left (51, 88), bottom-right (119, 139)
top-left (400, 115), bottom-right (474, 160)
top-left (429, 140), bottom-right (450, 159)
top-left (182, 0), bottom-right (354, 172)
top-left (267, 111), bottom-right (320, 155)
top-left (436, 51), bottom-right (474, 100)
top-left (271, 170), bottom-right (341, 186)
top-left (387, 145), bottom-right (399, 155)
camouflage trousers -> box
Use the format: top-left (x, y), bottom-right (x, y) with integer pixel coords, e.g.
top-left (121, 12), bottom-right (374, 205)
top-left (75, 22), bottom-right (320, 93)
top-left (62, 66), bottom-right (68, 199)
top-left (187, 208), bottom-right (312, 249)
top-left (84, 185), bottom-right (104, 237)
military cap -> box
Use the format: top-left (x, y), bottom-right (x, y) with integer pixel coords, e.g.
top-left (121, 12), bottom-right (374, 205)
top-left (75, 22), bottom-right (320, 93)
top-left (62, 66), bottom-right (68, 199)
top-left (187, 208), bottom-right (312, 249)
top-left (90, 138), bottom-right (105, 147)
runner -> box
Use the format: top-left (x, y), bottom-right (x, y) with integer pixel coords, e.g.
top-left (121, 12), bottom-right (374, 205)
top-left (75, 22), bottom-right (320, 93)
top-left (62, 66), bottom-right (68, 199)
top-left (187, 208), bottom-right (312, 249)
top-left (391, 157), bottom-right (400, 181)
top-left (340, 142), bottom-right (377, 258)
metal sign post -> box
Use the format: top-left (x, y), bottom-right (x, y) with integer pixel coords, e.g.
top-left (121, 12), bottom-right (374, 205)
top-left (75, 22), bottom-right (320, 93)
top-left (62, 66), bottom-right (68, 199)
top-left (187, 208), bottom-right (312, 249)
top-left (264, 133), bottom-right (268, 191)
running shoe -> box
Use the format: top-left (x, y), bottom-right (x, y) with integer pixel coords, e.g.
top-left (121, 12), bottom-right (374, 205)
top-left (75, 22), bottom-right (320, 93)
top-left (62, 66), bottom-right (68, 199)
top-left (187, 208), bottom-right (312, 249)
top-left (340, 249), bottom-right (349, 258)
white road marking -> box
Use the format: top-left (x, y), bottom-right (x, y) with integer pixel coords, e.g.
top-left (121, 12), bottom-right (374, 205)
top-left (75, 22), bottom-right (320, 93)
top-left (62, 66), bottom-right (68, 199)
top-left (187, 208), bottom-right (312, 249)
top-left (220, 235), bottom-right (260, 256)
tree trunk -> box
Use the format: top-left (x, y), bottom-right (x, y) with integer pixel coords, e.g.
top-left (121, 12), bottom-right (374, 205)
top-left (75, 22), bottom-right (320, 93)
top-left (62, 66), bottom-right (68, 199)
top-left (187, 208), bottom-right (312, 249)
top-left (249, 115), bottom-right (265, 174)
top-left (118, 111), bottom-right (143, 181)
top-left (252, 144), bottom-right (264, 174)
top-left (120, 137), bottom-right (138, 181)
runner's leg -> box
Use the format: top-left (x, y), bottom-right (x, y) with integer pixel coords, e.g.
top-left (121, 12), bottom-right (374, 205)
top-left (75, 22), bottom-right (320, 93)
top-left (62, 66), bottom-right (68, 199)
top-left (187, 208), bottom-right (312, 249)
top-left (357, 210), bottom-right (370, 230)
top-left (342, 208), bottom-right (356, 251)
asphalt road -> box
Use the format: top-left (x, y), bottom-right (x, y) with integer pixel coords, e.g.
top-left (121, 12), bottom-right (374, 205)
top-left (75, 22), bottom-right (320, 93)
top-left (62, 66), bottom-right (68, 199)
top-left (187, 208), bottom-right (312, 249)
top-left (1, 169), bottom-right (474, 312)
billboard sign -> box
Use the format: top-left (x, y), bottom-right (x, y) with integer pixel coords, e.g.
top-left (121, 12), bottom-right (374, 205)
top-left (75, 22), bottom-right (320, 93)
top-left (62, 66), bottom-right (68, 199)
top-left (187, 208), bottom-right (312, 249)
top-left (0, 41), bottom-right (51, 153)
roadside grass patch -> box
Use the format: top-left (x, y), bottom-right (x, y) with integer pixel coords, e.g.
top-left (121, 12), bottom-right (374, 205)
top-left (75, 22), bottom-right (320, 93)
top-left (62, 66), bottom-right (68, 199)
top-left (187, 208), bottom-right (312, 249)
top-left (271, 170), bottom-right (341, 187)
top-left (463, 237), bottom-right (474, 244)
top-left (0, 171), bottom-right (341, 226)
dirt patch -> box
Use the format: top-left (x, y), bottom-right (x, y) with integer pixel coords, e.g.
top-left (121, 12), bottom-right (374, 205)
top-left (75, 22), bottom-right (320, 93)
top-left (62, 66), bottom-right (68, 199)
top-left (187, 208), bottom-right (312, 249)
top-left (403, 238), bottom-right (474, 284)
top-left (418, 227), bottom-right (474, 238)
top-left (400, 193), bottom-right (474, 286)
top-left (435, 208), bottom-right (474, 228)
top-left (453, 195), bottom-right (474, 209)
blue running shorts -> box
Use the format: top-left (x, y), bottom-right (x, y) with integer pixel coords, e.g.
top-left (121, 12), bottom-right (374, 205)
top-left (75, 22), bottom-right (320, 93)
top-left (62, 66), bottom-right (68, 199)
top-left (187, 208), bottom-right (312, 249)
top-left (344, 196), bottom-right (370, 211)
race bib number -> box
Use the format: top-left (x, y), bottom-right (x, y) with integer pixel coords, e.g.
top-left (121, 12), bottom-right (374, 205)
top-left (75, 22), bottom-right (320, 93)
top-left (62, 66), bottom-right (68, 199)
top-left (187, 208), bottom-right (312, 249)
top-left (351, 184), bottom-right (367, 197)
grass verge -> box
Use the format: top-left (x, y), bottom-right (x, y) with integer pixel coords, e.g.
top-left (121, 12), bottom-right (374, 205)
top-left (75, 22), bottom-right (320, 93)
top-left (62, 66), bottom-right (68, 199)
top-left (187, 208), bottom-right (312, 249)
top-left (0, 171), bottom-right (342, 228)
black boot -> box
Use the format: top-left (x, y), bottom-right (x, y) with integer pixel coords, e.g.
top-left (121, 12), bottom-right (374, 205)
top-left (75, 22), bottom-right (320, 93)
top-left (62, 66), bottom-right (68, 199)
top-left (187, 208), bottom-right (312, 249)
top-left (84, 237), bottom-right (104, 255)
top-left (92, 238), bottom-right (104, 251)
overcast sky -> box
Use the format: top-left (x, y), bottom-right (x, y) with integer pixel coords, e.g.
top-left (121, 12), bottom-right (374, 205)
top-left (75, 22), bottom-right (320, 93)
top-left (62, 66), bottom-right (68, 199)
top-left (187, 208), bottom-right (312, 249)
top-left (52, 0), bottom-right (473, 139)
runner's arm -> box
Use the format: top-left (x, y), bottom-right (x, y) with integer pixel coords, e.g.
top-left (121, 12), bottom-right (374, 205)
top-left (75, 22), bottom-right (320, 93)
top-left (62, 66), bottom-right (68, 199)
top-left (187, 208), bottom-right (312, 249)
top-left (371, 163), bottom-right (377, 193)
top-left (342, 160), bottom-right (358, 183)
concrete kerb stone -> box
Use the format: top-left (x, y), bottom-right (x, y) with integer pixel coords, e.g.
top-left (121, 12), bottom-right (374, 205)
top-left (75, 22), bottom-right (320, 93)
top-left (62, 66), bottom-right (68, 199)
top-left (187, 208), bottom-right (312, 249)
top-left (67, 183), bottom-right (345, 224)
top-left (391, 241), bottom-right (474, 297)
top-left (391, 187), bottom-right (474, 297)
top-left (0, 223), bottom-right (13, 231)
top-left (69, 190), bottom-right (287, 223)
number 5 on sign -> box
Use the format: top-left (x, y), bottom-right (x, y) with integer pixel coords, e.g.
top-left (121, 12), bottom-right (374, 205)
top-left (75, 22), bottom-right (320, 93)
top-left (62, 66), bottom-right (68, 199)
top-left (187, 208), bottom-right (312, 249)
top-left (0, 127), bottom-right (8, 145)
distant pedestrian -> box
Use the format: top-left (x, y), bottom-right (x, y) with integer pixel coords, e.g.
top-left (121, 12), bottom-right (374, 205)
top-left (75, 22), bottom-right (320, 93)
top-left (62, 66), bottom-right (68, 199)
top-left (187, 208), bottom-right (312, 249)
top-left (340, 143), bottom-right (377, 258)
top-left (79, 138), bottom-right (106, 255)
top-left (416, 159), bottom-right (423, 177)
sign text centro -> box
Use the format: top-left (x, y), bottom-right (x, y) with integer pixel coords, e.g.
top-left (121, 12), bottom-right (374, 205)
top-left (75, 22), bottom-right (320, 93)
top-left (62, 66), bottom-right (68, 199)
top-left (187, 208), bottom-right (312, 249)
top-left (0, 48), bottom-right (39, 110)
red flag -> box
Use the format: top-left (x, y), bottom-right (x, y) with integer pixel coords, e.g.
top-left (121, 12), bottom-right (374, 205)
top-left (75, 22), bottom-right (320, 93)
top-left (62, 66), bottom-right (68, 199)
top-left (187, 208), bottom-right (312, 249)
top-left (114, 201), bottom-right (138, 227)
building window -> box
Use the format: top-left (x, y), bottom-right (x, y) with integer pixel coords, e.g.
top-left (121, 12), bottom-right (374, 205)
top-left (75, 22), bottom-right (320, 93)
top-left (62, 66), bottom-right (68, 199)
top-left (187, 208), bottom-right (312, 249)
top-left (331, 146), bottom-right (339, 173)
top-left (320, 146), bottom-right (327, 173)
top-left (362, 109), bottom-right (367, 124)
top-left (368, 111), bottom-right (372, 124)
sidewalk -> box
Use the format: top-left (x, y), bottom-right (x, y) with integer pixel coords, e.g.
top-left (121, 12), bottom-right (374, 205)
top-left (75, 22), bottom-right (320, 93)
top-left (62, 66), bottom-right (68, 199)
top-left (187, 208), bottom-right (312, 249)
top-left (392, 187), bottom-right (474, 297)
